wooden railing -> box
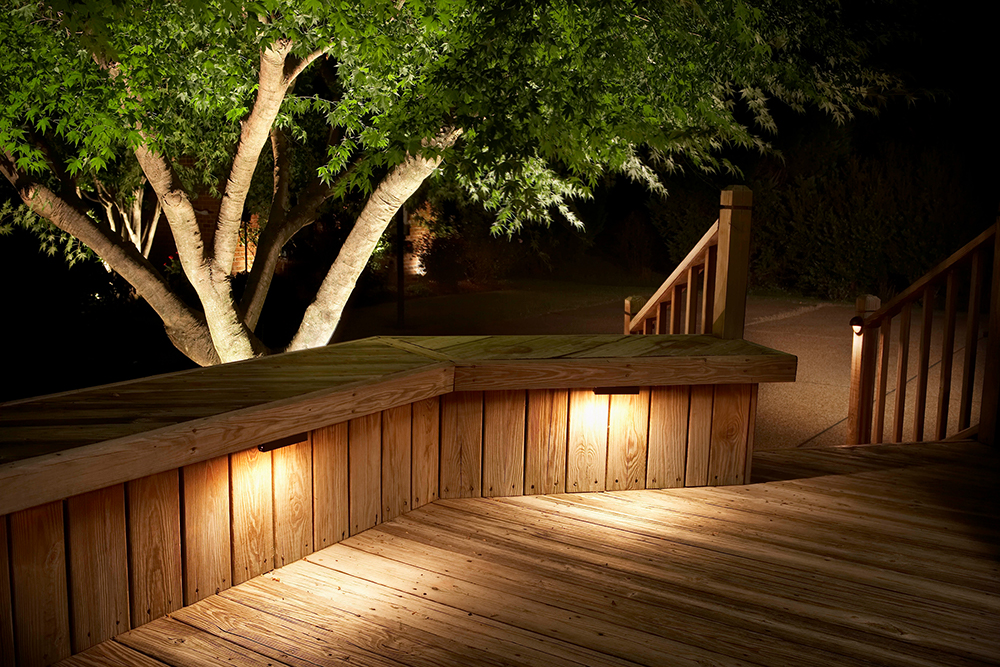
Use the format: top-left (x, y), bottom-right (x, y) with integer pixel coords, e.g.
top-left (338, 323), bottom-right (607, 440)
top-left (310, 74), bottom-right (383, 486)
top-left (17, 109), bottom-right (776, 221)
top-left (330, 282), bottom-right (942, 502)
top-left (847, 220), bottom-right (1000, 447)
top-left (626, 186), bottom-right (752, 340)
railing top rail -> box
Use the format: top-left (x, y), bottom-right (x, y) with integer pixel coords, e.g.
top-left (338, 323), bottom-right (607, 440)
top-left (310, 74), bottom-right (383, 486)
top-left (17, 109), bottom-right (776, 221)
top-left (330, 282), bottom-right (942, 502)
top-left (629, 220), bottom-right (719, 331)
top-left (864, 221), bottom-right (998, 327)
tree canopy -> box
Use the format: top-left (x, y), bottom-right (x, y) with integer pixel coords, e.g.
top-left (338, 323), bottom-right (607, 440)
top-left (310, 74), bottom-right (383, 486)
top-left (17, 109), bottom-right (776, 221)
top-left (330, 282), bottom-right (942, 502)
top-left (0, 0), bottom-right (891, 366)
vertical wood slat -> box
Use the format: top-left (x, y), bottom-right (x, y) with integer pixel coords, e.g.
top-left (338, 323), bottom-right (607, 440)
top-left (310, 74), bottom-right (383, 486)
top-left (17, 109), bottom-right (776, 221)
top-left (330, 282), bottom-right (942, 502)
top-left (273, 439), bottom-right (312, 567)
top-left (606, 389), bottom-right (650, 491)
top-left (482, 391), bottom-right (526, 497)
top-left (181, 456), bottom-right (231, 605)
top-left (229, 448), bottom-right (273, 585)
top-left (959, 251), bottom-right (984, 430)
top-left (525, 389), bottom-right (568, 495)
top-left (9, 501), bottom-right (70, 666)
top-left (743, 384), bottom-right (759, 483)
top-left (349, 413), bottom-right (381, 535)
top-left (708, 385), bottom-right (751, 486)
top-left (935, 271), bottom-right (959, 439)
top-left (685, 385), bottom-right (714, 486)
top-left (873, 318), bottom-right (892, 444)
top-left (313, 422), bottom-right (349, 548)
top-left (411, 397), bottom-right (440, 509)
top-left (127, 471), bottom-right (182, 628)
top-left (644, 318), bottom-right (655, 334)
top-left (567, 389), bottom-right (609, 492)
top-left (980, 222), bottom-right (1000, 446)
top-left (440, 392), bottom-right (483, 499)
top-left (892, 303), bottom-right (912, 442)
top-left (914, 286), bottom-right (935, 441)
top-left (657, 301), bottom-right (669, 334)
top-left (66, 485), bottom-right (130, 651)
top-left (382, 405), bottom-right (412, 521)
top-left (646, 386), bottom-right (689, 489)
top-left (670, 285), bottom-right (684, 334)
top-left (0, 518), bottom-right (12, 667)
top-left (685, 266), bottom-right (700, 334)
top-left (701, 245), bottom-right (717, 334)
top-left (623, 297), bottom-right (632, 335)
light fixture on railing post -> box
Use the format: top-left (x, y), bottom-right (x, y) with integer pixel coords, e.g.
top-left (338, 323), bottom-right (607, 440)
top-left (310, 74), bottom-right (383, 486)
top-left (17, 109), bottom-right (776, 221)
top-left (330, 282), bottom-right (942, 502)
top-left (850, 316), bottom-right (865, 335)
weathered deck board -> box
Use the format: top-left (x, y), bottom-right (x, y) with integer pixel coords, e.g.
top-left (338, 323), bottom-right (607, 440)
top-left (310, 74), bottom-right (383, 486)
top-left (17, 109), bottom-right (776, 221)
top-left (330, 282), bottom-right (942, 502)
top-left (63, 441), bottom-right (998, 667)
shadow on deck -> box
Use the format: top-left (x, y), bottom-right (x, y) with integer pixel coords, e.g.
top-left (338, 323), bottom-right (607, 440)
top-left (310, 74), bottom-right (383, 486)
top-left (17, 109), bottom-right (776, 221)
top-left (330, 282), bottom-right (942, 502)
top-left (61, 441), bottom-right (999, 667)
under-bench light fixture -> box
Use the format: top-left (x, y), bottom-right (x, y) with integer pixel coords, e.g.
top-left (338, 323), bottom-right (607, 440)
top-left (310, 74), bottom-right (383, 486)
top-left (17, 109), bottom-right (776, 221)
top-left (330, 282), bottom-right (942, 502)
top-left (593, 386), bottom-right (641, 395)
top-left (258, 433), bottom-right (308, 452)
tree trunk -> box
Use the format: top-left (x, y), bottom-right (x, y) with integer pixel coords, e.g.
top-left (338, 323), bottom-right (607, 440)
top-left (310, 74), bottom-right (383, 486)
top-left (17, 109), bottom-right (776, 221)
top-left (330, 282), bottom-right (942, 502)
top-left (288, 133), bottom-right (458, 351)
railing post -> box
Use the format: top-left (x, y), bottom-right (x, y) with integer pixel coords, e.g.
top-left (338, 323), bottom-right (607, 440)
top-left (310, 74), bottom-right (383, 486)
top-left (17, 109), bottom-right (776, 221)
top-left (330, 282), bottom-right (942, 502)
top-left (980, 220), bottom-right (1000, 446)
top-left (847, 295), bottom-right (880, 445)
top-left (624, 298), bottom-right (632, 335)
top-left (713, 186), bottom-right (752, 340)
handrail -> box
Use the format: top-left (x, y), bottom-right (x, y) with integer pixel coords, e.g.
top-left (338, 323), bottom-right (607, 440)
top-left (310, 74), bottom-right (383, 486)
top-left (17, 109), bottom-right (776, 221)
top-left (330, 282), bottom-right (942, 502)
top-left (864, 222), bottom-right (997, 327)
top-left (847, 219), bottom-right (1000, 446)
top-left (629, 220), bottom-right (719, 331)
top-left (627, 186), bottom-right (752, 339)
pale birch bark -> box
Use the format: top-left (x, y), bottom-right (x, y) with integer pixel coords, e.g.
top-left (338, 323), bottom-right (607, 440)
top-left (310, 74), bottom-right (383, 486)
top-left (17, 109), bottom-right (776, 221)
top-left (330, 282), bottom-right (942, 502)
top-left (287, 130), bottom-right (460, 351)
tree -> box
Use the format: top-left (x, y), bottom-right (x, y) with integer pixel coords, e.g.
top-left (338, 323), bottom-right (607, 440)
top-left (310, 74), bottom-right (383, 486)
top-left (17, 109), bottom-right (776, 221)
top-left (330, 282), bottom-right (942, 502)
top-left (0, 0), bottom-right (891, 366)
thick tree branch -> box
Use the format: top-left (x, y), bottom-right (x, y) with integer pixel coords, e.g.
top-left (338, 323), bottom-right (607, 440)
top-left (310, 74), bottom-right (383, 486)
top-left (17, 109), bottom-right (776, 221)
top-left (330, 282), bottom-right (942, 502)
top-left (1, 151), bottom-right (220, 366)
top-left (135, 144), bottom-right (265, 362)
top-left (213, 40), bottom-right (294, 279)
top-left (285, 46), bottom-right (332, 84)
top-left (288, 129), bottom-right (461, 351)
top-left (239, 176), bottom-right (334, 329)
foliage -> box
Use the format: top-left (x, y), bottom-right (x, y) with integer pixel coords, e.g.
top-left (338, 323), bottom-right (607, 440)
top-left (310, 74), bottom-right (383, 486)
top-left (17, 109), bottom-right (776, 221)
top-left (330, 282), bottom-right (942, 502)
top-left (0, 0), bottom-right (896, 365)
top-left (0, 200), bottom-right (95, 267)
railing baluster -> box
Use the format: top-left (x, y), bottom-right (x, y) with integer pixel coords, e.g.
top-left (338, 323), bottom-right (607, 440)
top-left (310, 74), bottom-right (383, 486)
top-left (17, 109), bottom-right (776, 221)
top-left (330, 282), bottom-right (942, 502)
top-left (657, 302), bottom-right (669, 334)
top-left (914, 285), bottom-right (935, 442)
top-left (623, 298), bottom-right (632, 336)
top-left (685, 266), bottom-right (699, 334)
top-left (671, 285), bottom-right (684, 334)
top-left (959, 250), bottom-right (983, 430)
top-left (892, 303), bottom-right (912, 442)
top-left (702, 245), bottom-right (717, 334)
top-left (874, 317), bottom-right (892, 443)
top-left (935, 271), bottom-right (959, 439)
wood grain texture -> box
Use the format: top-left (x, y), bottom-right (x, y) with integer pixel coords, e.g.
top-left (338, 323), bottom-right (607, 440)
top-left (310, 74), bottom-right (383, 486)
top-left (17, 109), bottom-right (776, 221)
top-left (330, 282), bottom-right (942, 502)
top-left (959, 250), bottom-right (983, 430)
top-left (229, 448), bottom-right (273, 584)
top-left (349, 413), bottom-right (381, 535)
top-left (743, 384), bottom-right (758, 484)
top-left (685, 385), bottom-right (714, 486)
top-left (382, 404), bottom-right (412, 521)
top-left (127, 470), bottom-right (183, 628)
top-left (66, 485), bottom-right (130, 651)
top-left (411, 397), bottom-right (440, 509)
top-left (714, 187), bottom-right (752, 340)
top-left (9, 501), bottom-right (70, 666)
top-left (54, 639), bottom-right (172, 666)
top-left (647, 386), bottom-right (689, 489)
top-left (181, 456), bottom-right (231, 605)
top-left (892, 303), bottom-right (912, 442)
top-left (116, 615), bottom-right (291, 667)
top-left (273, 439), bottom-right (312, 567)
top-left (935, 270), bottom-right (959, 439)
top-left (567, 390), bottom-right (609, 492)
top-left (525, 389), bottom-right (568, 495)
top-left (606, 389), bottom-right (650, 491)
top-left (0, 517), bottom-right (14, 667)
top-left (914, 287), bottom-right (935, 441)
top-left (873, 319), bottom-right (892, 444)
top-left (708, 384), bottom-right (751, 486)
top-left (440, 391), bottom-right (483, 499)
top-left (0, 364), bottom-right (453, 517)
top-left (685, 266), bottom-right (699, 334)
top-left (453, 354), bottom-right (796, 392)
top-left (311, 423), bottom-right (349, 552)
top-left (482, 390), bottom-right (526, 497)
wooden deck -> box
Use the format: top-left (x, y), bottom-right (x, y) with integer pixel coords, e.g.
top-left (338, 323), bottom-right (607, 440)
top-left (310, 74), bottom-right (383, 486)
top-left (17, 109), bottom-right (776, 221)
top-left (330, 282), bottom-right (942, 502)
top-left (58, 440), bottom-right (1000, 667)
